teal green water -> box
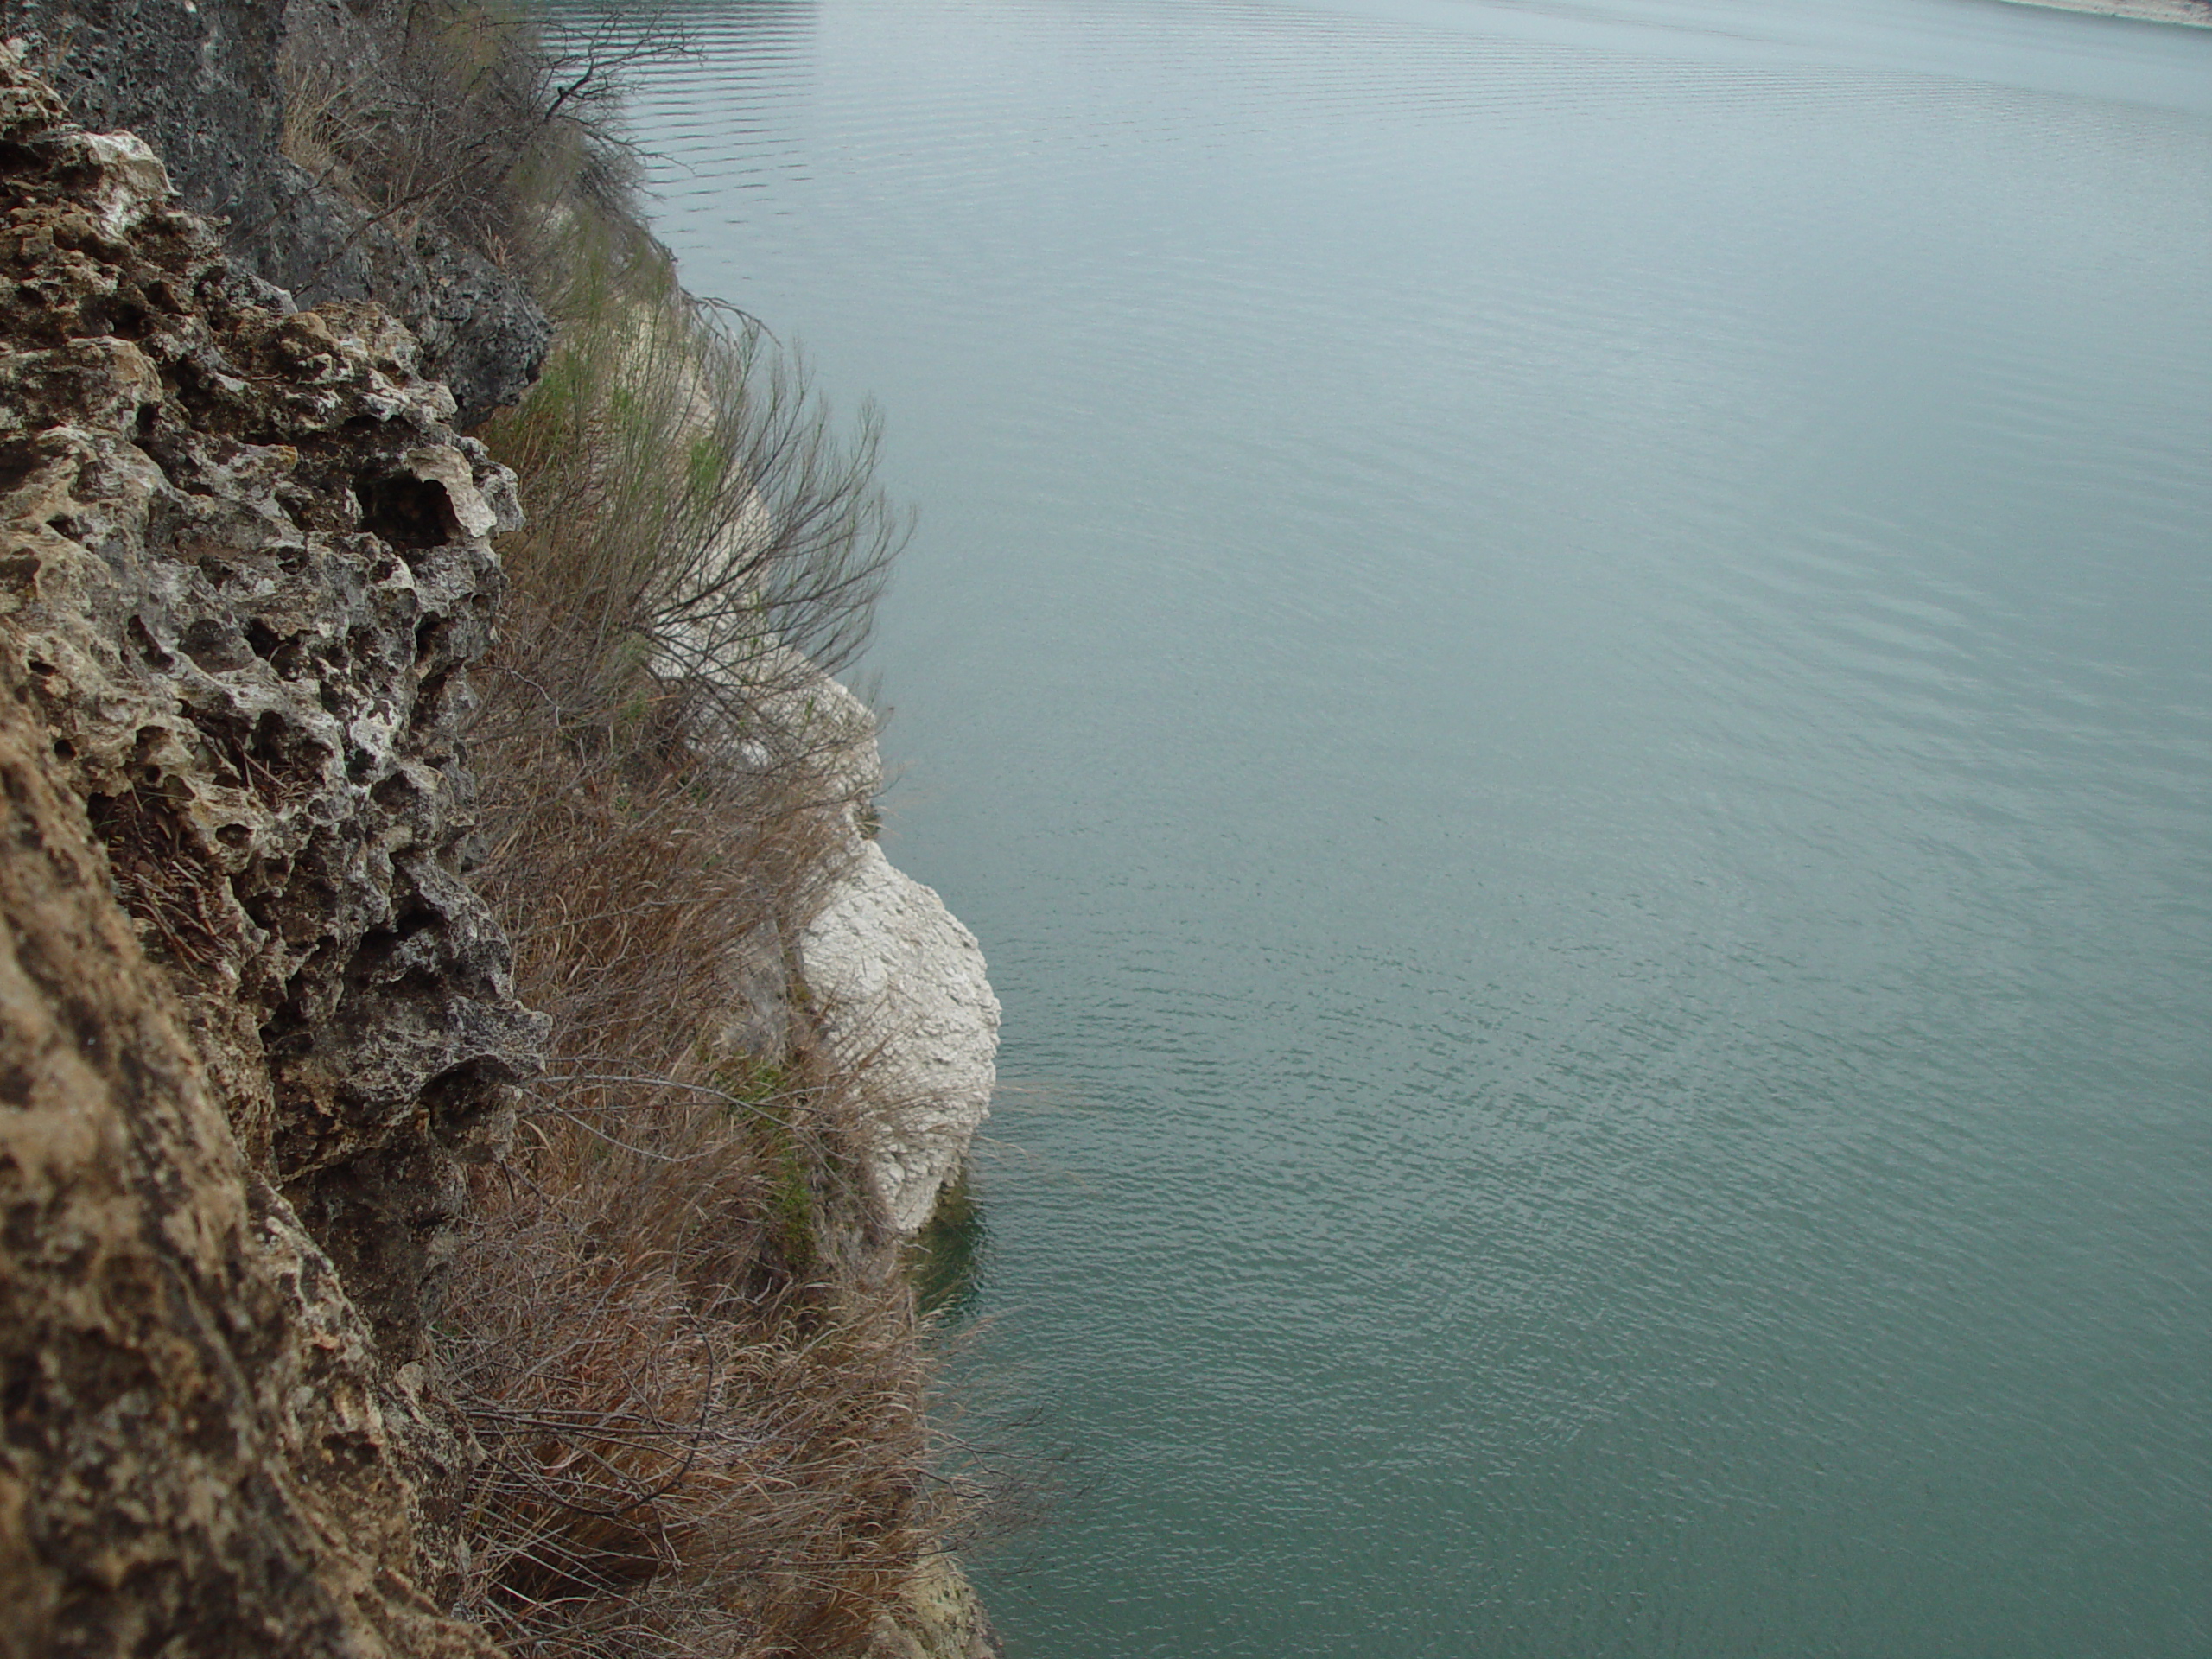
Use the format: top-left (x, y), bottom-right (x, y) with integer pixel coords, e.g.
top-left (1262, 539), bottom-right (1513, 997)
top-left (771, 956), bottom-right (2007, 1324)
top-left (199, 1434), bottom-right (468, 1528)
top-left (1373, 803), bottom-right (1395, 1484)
top-left (583, 0), bottom-right (2211, 1651)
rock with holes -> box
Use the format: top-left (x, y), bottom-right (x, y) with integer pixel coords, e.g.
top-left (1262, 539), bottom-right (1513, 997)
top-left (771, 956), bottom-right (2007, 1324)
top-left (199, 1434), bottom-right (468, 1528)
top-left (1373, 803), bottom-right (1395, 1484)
top-left (7, 0), bottom-right (552, 425)
top-left (0, 650), bottom-right (504, 1659)
top-left (0, 47), bottom-right (547, 1361)
top-left (0, 49), bottom-right (552, 1649)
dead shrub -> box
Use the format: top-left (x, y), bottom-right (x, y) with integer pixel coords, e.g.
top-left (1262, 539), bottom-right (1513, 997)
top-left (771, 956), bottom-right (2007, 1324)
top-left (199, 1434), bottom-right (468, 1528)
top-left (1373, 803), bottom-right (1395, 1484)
top-left (440, 133), bottom-right (952, 1651)
top-left (478, 202), bottom-right (903, 755)
top-left (277, 0), bottom-right (658, 284)
top-left (446, 728), bottom-right (944, 1653)
top-left (443, 1056), bottom-right (938, 1658)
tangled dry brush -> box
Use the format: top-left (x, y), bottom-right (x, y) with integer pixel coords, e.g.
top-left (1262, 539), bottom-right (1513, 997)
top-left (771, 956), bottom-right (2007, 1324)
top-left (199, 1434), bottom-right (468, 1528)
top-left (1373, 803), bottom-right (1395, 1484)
top-left (283, 8), bottom-right (973, 1654)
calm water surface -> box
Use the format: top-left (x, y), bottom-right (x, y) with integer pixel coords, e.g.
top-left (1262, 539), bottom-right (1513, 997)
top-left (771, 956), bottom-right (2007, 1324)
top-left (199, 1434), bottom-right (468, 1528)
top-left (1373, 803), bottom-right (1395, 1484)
top-left (579, 0), bottom-right (2211, 1651)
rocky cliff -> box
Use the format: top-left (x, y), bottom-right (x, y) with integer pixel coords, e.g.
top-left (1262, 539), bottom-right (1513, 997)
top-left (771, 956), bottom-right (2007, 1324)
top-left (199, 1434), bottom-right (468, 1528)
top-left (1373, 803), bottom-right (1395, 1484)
top-left (0, 21), bottom-right (1001, 1652)
top-left (751, 664), bottom-right (1000, 1237)
top-left (5, 0), bottom-right (552, 425)
top-left (0, 49), bottom-right (543, 1650)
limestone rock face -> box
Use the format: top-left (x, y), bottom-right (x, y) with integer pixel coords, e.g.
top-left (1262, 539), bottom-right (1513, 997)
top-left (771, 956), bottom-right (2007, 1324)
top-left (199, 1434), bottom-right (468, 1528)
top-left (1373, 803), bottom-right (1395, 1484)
top-left (868, 1554), bottom-right (1004, 1659)
top-left (0, 560), bottom-right (502, 1659)
top-left (0, 56), bottom-right (547, 1648)
top-left (799, 832), bottom-right (1000, 1236)
top-left (704, 650), bottom-right (999, 1236)
top-left (0, 58), bottom-right (549, 1357)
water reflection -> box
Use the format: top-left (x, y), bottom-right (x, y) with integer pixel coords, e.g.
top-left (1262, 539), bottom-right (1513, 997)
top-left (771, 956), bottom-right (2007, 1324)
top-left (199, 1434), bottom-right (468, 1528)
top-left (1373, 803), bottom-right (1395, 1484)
top-left (908, 1172), bottom-right (991, 1325)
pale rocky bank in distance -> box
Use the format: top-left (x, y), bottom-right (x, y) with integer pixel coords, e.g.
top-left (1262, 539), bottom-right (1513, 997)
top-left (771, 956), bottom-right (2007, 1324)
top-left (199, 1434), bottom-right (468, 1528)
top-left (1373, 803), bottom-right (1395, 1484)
top-left (804, 836), bottom-right (1001, 1235)
top-left (1997, 0), bottom-right (2210, 25)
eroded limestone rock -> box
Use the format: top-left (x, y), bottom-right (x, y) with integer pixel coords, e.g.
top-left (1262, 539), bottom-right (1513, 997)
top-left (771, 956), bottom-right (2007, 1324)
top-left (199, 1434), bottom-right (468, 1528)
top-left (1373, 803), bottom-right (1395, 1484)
top-left (798, 802), bottom-right (1000, 1236)
top-left (690, 626), bottom-right (1000, 1238)
top-left (0, 54), bottom-right (546, 1649)
top-left (868, 1554), bottom-right (1005, 1659)
top-left (2, 55), bottom-right (548, 1354)
top-left (0, 654), bottom-right (501, 1658)
top-left (5, 0), bottom-right (554, 424)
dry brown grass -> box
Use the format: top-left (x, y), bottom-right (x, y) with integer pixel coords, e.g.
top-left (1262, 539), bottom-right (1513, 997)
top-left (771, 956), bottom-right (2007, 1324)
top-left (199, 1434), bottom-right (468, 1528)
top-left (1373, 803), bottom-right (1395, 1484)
top-left (434, 141), bottom-right (949, 1651)
top-left (277, 0), bottom-right (653, 286)
top-left (277, 10), bottom-right (963, 1646)
top-left (442, 1057), bottom-right (937, 1658)
top-left (446, 721), bottom-right (945, 1655)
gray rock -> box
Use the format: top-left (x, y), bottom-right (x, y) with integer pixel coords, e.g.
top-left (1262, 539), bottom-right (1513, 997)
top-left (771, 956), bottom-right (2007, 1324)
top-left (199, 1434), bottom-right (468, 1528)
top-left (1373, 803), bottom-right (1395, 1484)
top-left (0, 54), bottom-right (548, 1361)
top-left (3, 0), bottom-right (551, 423)
top-left (0, 657), bottom-right (505, 1659)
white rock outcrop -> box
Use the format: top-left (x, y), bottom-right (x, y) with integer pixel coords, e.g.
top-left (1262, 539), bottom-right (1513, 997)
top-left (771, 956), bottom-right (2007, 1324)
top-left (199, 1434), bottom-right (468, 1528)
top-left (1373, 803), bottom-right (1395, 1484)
top-left (645, 334), bottom-right (999, 1236)
top-left (799, 827), bottom-right (1001, 1236)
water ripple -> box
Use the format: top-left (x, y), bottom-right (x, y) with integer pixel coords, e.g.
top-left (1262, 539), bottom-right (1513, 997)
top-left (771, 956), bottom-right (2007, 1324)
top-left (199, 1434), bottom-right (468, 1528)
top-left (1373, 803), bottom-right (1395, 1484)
top-left (559, 0), bottom-right (2212, 1653)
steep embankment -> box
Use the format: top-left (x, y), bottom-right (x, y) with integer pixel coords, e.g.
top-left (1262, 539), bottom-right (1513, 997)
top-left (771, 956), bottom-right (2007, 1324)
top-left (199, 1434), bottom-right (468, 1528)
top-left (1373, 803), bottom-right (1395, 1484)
top-left (0, 51), bottom-right (540, 1649)
top-left (0, 14), bottom-right (1001, 1654)
top-left (4, 0), bottom-right (550, 422)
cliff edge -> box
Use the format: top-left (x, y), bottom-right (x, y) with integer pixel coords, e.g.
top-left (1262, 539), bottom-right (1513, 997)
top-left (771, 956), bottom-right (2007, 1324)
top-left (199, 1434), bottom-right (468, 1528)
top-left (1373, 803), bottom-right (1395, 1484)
top-left (1, 25), bottom-right (1002, 1653)
top-left (5, 0), bottom-right (551, 424)
top-left (1, 49), bottom-right (542, 1649)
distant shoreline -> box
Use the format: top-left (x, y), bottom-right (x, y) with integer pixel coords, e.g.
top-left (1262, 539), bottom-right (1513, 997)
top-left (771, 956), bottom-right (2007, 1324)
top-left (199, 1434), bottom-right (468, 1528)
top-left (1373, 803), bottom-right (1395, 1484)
top-left (1997, 0), bottom-right (2212, 27)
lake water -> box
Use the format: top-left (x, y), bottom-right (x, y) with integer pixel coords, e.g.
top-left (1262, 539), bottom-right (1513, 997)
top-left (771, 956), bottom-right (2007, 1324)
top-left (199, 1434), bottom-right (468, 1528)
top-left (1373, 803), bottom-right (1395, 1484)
top-left (576, 0), bottom-right (2212, 1652)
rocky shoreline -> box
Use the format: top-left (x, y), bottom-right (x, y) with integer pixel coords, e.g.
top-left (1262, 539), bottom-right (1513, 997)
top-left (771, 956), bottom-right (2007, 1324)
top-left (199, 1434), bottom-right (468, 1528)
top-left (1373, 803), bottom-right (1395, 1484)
top-left (1995, 0), bottom-right (2211, 26)
top-left (0, 3), bottom-right (1001, 1649)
